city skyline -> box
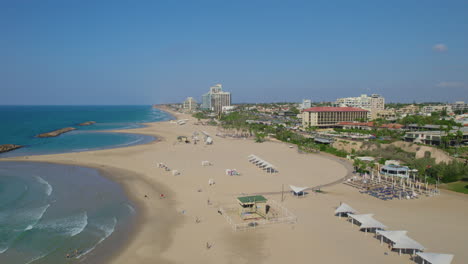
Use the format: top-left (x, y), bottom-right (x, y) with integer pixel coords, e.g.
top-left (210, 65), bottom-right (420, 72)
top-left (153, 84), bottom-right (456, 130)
top-left (1, 1), bottom-right (467, 105)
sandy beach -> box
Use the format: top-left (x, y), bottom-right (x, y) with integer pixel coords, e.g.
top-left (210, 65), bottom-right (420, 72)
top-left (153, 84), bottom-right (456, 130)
top-left (4, 107), bottom-right (468, 264)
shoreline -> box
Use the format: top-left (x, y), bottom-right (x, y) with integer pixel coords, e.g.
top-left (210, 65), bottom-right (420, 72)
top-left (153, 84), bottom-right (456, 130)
top-left (2, 105), bottom-right (467, 263)
top-left (0, 106), bottom-right (180, 264)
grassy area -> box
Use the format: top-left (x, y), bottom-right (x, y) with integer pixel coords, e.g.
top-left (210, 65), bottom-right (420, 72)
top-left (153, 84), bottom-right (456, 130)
top-left (443, 180), bottom-right (468, 194)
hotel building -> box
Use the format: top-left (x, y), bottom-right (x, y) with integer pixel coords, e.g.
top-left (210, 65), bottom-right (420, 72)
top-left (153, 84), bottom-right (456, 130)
top-left (335, 94), bottom-right (385, 119)
top-left (201, 84), bottom-right (231, 113)
top-left (302, 107), bottom-right (369, 128)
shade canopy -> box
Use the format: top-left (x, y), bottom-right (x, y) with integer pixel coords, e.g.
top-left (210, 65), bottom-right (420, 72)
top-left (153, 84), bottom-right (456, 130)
top-left (289, 185), bottom-right (308, 194)
top-left (237, 195), bottom-right (267, 204)
top-left (376, 230), bottom-right (424, 251)
top-left (416, 252), bottom-right (454, 264)
top-left (248, 154), bottom-right (277, 171)
top-left (348, 214), bottom-right (387, 230)
top-left (334, 203), bottom-right (357, 215)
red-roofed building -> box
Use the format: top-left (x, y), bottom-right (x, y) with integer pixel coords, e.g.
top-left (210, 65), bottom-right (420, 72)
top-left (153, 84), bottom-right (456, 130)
top-left (302, 107), bottom-right (368, 128)
top-left (380, 123), bottom-right (404, 130)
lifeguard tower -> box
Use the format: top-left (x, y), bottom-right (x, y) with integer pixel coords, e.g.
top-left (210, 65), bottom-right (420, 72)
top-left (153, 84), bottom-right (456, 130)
top-left (237, 195), bottom-right (270, 220)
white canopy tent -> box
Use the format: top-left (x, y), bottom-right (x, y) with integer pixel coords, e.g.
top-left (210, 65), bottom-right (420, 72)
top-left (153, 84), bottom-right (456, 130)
top-left (247, 154), bottom-right (278, 173)
top-left (334, 203), bottom-right (357, 218)
top-left (348, 214), bottom-right (387, 232)
top-left (416, 252), bottom-right (454, 264)
top-left (289, 185), bottom-right (308, 197)
top-left (376, 230), bottom-right (424, 255)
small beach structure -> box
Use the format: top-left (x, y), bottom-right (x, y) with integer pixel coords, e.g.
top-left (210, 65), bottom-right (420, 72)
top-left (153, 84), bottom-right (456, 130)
top-left (348, 214), bottom-right (386, 232)
top-left (172, 170), bottom-right (180, 176)
top-left (416, 252), bottom-right (454, 264)
top-left (237, 195), bottom-right (269, 220)
top-left (376, 230), bottom-right (424, 255)
top-left (226, 169), bottom-right (240, 176)
top-left (289, 185), bottom-right (308, 197)
top-left (380, 164), bottom-right (410, 178)
top-left (334, 203), bottom-right (357, 218)
top-left (201, 160), bottom-right (212, 166)
top-left (177, 136), bottom-right (189, 143)
top-left (247, 155), bottom-right (278, 173)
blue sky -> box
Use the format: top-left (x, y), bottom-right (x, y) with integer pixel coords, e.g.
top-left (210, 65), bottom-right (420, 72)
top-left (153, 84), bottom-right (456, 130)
top-left (1, 0), bottom-right (467, 104)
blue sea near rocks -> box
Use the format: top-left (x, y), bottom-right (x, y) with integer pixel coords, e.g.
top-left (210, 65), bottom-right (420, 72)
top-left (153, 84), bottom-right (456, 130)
top-left (0, 105), bottom-right (173, 157)
top-left (0, 106), bottom-right (173, 264)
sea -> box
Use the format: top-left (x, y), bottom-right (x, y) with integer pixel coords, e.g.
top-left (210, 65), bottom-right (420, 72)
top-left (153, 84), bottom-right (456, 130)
top-left (0, 105), bottom-right (173, 264)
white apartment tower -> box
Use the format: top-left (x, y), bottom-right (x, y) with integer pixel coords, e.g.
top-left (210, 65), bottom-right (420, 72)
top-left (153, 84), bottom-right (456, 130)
top-left (201, 84), bottom-right (231, 113)
top-left (335, 94), bottom-right (385, 119)
top-left (182, 97), bottom-right (198, 111)
top-left (301, 99), bottom-right (312, 109)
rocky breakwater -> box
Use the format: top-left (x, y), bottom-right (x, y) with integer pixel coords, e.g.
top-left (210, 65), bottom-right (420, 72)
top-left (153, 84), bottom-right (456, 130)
top-left (78, 121), bottom-right (96, 126)
top-left (0, 144), bottom-right (23, 153)
top-left (36, 127), bottom-right (76, 138)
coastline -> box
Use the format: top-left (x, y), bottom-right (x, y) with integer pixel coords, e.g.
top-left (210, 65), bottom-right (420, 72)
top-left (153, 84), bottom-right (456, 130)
top-left (0, 107), bottom-right (350, 264)
top-left (2, 106), bottom-right (467, 264)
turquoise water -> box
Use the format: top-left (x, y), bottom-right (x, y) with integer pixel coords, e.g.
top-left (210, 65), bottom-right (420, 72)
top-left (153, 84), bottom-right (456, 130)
top-left (0, 162), bottom-right (135, 264)
top-left (0, 106), bottom-right (173, 263)
top-left (0, 105), bottom-right (173, 157)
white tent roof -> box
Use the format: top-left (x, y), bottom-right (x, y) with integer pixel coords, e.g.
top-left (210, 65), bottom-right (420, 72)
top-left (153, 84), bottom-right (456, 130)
top-left (289, 185), bottom-right (308, 193)
top-left (416, 252), bottom-right (454, 264)
top-left (334, 203), bottom-right (357, 215)
top-left (377, 230), bottom-right (424, 250)
top-left (348, 214), bottom-right (387, 229)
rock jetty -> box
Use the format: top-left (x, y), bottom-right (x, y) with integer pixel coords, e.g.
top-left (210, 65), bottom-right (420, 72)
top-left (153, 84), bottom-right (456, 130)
top-left (78, 121), bottom-right (96, 126)
top-left (0, 144), bottom-right (23, 153)
top-left (36, 127), bottom-right (76, 138)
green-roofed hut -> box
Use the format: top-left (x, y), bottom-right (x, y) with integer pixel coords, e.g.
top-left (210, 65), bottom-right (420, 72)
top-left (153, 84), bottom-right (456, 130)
top-left (237, 195), bottom-right (270, 220)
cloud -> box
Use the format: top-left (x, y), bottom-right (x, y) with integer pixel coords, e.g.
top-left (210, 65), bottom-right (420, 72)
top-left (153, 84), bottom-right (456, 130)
top-left (435, 81), bottom-right (465, 88)
top-left (432, 43), bottom-right (447, 52)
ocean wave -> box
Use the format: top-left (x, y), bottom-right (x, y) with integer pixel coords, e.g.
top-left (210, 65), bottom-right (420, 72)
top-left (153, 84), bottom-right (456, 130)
top-left (34, 176), bottom-right (53, 196)
top-left (124, 203), bottom-right (136, 214)
top-left (77, 217), bottom-right (117, 259)
top-left (0, 204), bottom-right (50, 254)
top-left (36, 211), bottom-right (88, 237)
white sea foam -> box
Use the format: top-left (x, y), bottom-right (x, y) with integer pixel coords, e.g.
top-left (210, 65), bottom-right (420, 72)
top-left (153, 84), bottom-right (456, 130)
top-left (77, 217), bottom-right (117, 259)
top-left (0, 246), bottom-right (7, 254)
top-left (25, 252), bottom-right (48, 264)
top-left (37, 211), bottom-right (88, 237)
top-left (0, 204), bottom-right (50, 255)
top-left (34, 176), bottom-right (53, 196)
top-left (125, 203), bottom-right (136, 214)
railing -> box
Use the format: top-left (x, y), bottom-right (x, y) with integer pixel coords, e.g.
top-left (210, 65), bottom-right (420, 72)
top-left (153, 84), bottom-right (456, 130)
top-left (219, 199), bottom-right (297, 231)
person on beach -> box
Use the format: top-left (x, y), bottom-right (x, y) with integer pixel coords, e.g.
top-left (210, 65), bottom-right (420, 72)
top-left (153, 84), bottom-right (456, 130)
top-left (160, 193), bottom-right (165, 199)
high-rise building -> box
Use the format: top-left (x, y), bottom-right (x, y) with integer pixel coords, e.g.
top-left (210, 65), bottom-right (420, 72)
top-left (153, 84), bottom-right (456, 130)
top-left (182, 97), bottom-right (198, 111)
top-left (201, 84), bottom-right (231, 113)
top-left (335, 94), bottom-right (385, 119)
top-left (301, 99), bottom-right (312, 109)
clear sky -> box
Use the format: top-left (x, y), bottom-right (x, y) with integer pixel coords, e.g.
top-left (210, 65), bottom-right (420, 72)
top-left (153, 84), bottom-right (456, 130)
top-left (1, 0), bottom-right (467, 105)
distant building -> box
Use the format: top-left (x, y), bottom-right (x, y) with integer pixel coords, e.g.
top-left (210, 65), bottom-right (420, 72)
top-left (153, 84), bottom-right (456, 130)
top-left (450, 101), bottom-right (468, 112)
top-left (404, 127), bottom-right (468, 146)
top-left (335, 94), bottom-right (385, 120)
top-left (201, 84), bottom-right (231, 113)
top-left (376, 109), bottom-right (397, 120)
top-left (395, 105), bottom-right (420, 115)
top-left (222, 105), bottom-right (236, 113)
top-left (182, 97), bottom-right (198, 112)
top-left (302, 107), bottom-right (368, 128)
top-left (301, 99), bottom-right (312, 109)
top-left (421, 105), bottom-right (452, 114)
